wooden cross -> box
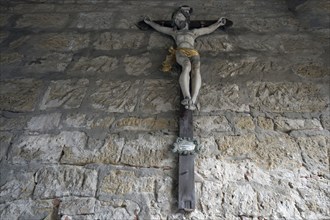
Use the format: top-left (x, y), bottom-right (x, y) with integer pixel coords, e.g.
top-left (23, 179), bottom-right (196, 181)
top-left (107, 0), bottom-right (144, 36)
top-left (138, 15), bottom-right (232, 213)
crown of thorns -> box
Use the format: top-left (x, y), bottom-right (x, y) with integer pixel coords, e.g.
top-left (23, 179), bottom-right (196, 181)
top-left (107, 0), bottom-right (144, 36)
top-left (171, 5), bottom-right (193, 24)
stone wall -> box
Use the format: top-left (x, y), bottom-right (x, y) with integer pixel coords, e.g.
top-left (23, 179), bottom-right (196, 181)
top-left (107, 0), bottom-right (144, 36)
top-left (0, 0), bottom-right (329, 219)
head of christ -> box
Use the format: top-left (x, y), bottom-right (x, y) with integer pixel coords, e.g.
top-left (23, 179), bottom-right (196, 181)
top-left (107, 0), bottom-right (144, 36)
top-left (171, 5), bottom-right (193, 30)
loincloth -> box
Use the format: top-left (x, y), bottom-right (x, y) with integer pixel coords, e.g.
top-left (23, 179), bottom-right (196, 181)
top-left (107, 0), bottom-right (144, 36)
top-left (162, 47), bottom-right (199, 72)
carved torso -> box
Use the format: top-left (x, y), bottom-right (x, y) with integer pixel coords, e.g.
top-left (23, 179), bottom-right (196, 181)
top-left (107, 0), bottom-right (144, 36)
top-left (173, 31), bottom-right (196, 49)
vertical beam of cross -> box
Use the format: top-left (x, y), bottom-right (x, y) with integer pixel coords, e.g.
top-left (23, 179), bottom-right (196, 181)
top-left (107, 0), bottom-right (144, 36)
top-left (178, 104), bottom-right (195, 212)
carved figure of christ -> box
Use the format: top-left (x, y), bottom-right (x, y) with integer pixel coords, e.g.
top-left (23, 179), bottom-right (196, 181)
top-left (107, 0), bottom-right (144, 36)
top-left (144, 6), bottom-right (227, 110)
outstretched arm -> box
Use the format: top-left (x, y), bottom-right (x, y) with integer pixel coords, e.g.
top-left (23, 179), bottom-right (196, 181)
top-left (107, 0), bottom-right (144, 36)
top-left (193, 17), bottom-right (226, 37)
top-left (144, 17), bottom-right (174, 36)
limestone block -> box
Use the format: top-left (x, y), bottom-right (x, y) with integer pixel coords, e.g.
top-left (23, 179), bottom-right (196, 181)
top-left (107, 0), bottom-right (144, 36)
top-left (140, 79), bottom-right (179, 114)
top-left (194, 115), bottom-right (231, 133)
top-left (16, 14), bottom-right (69, 28)
top-left (60, 134), bottom-right (124, 165)
top-left (297, 136), bottom-right (329, 174)
top-left (274, 117), bottom-right (323, 132)
top-left (36, 33), bottom-right (89, 52)
top-left (124, 53), bottom-right (152, 76)
top-left (292, 62), bottom-right (329, 78)
top-left (242, 16), bottom-right (300, 32)
top-left (0, 132), bottom-right (12, 161)
top-left (233, 33), bottom-right (280, 52)
top-left (278, 33), bottom-right (324, 53)
top-left (196, 159), bottom-right (313, 219)
top-left (26, 113), bottom-right (61, 131)
top-left (71, 12), bottom-right (114, 29)
top-left (234, 115), bottom-right (255, 133)
top-left (25, 53), bottom-right (72, 73)
top-left (0, 79), bottom-right (42, 112)
top-left (216, 134), bottom-right (257, 160)
top-left (93, 32), bottom-right (145, 50)
top-left (0, 52), bottom-right (23, 65)
top-left (199, 83), bottom-right (250, 112)
top-left (99, 169), bottom-right (155, 195)
top-left (201, 56), bottom-right (283, 79)
top-left (86, 115), bottom-right (115, 129)
top-left (155, 177), bottom-right (174, 204)
top-left (40, 79), bottom-right (89, 110)
top-left (0, 169), bottom-right (35, 203)
top-left (257, 117), bottom-right (274, 130)
top-left (0, 199), bottom-right (53, 220)
top-left (120, 134), bottom-right (175, 167)
top-left (69, 56), bottom-right (118, 75)
top-left (9, 36), bottom-right (30, 50)
top-left (148, 33), bottom-right (173, 50)
top-left (0, 31), bottom-right (9, 43)
top-left (195, 35), bottom-right (233, 52)
top-left (197, 136), bottom-right (219, 158)
top-left (94, 200), bottom-right (137, 220)
top-left (0, 14), bottom-right (11, 26)
top-left (59, 197), bottom-right (96, 215)
top-left (62, 133), bottom-right (175, 167)
top-left (64, 131), bottom-right (174, 167)
top-left (11, 3), bottom-right (55, 13)
top-left (321, 111), bottom-right (330, 130)
top-left (10, 131), bottom-right (87, 164)
top-left (62, 113), bottom-right (86, 128)
top-left (91, 80), bottom-right (139, 113)
top-left (113, 117), bottom-right (177, 131)
top-left (248, 82), bottom-right (328, 113)
top-left (34, 166), bottom-right (97, 199)
top-left (0, 115), bottom-right (27, 131)
top-left (256, 133), bottom-right (302, 169)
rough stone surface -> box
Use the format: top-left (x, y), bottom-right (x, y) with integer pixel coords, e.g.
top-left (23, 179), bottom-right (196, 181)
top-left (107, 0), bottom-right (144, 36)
top-left (9, 131), bottom-right (87, 164)
top-left (140, 79), bottom-right (179, 114)
top-left (61, 133), bottom-right (175, 167)
top-left (292, 62), bottom-right (329, 78)
top-left (40, 79), bottom-right (89, 110)
top-left (26, 113), bottom-right (61, 131)
top-left (34, 166), bottom-right (97, 199)
top-left (0, 52), bottom-right (23, 64)
top-left (0, 168), bottom-right (35, 203)
top-left (124, 53), bottom-right (152, 76)
top-left (113, 117), bottom-right (177, 131)
top-left (71, 12), bottom-right (114, 29)
top-left (194, 115), bottom-right (231, 134)
top-left (99, 169), bottom-right (155, 195)
top-left (91, 80), bottom-right (140, 113)
top-left (148, 33), bottom-right (173, 49)
top-left (119, 133), bottom-right (176, 167)
top-left (0, 79), bottom-right (42, 112)
top-left (59, 197), bottom-right (96, 215)
top-left (248, 82), bottom-right (328, 113)
top-left (35, 33), bottom-right (90, 52)
top-left (24, 53), bottom-right (72, 73)
top-left (16, 14), bottom-right (69, 29)
top-left (0, 31), bottom-right (9, 43)
top-left (69, 56), bottom-right (118, 75)
top-left (93, 32), bottom-right (145, 50)
top-left (0, 14), bottom-right (11, 26)
top-left (196, 35), bottom-right (233, 52)
top-left (0, 132), bottom-right (12, 161)
top-left (199, 83), bottom-right (250, 112)
top-left (0, 1), bottom-right (329, 219)
top-left (0, 115), bottom-right (27, 131)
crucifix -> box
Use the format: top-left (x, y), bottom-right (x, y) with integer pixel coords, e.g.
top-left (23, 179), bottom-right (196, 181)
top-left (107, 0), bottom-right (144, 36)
top-left (138, 5), bottom-right (232, 213)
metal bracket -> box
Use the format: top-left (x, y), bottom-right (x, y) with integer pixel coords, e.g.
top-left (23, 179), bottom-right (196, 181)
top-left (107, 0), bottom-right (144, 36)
top-left (172, 137), bottom-right (201, 155)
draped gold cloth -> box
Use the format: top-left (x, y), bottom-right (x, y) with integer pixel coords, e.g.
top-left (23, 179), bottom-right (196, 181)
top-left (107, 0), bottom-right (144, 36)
top-left (161, 47), bottom-right (199, 72)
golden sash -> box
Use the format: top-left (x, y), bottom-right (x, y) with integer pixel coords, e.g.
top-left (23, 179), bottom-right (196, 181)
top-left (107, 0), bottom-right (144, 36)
top-left (162, 47), bottom-right (199, 72)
